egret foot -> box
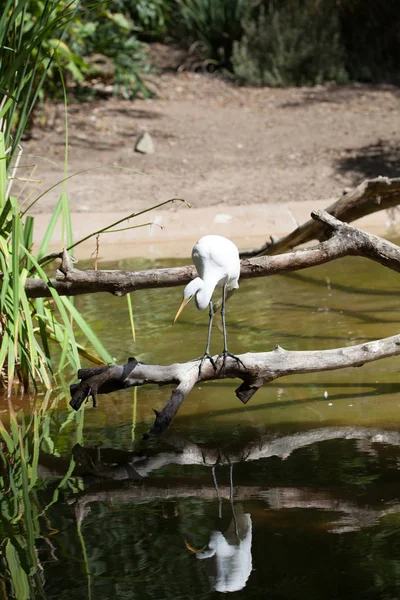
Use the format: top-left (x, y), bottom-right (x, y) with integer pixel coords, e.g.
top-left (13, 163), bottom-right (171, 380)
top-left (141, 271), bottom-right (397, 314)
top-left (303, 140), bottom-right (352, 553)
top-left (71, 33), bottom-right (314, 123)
top-left (218, 350), bottom-right (245, 374)
top-left (196, 353), bottom-right (217, 376)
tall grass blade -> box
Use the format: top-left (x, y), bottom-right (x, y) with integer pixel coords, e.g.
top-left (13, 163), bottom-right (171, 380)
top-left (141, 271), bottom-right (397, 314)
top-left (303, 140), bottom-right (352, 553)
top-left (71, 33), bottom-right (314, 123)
top-left (60, 296), bottom-right (114, 364)
top-left (0, 132), bottom-right (7, 207)
top-left (0, 418), bottom-right (14, 453)
top-left (19, 247), bottom-right (81, 368)
top-left (127, 293), bottom-right (136, 343)
top-left (5, 540), bottom-right (29, 600)
top-left (37, 196), bottom-right (62, 259)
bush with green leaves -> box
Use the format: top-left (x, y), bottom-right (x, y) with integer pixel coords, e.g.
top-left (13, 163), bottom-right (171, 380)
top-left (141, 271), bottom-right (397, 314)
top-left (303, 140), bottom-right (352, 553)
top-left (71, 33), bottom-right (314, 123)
top-left (64, 1), bottom-right (153, 99)
top-left (1, 0), bottom-right (153, 107)
top-left (232, 0), bottom-right (348, 86)
top-left (0, 394), bottom-right (85, 598)
top-left (0, 0), bottom-right (105, 392)
top-left (175, 0), bottom-right (250, 68)
top-left (0, 0), bottom-right (163, 393)
top-left (125, 0), bottom-right (170, 39)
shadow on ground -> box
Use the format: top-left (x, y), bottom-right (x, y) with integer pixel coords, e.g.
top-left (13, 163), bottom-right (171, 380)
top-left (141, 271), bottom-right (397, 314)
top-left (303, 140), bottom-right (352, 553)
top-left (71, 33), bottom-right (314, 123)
top-left (335, 140), bottom-right (400, 182)
top-left (279, 84), bottom-right (400, 109)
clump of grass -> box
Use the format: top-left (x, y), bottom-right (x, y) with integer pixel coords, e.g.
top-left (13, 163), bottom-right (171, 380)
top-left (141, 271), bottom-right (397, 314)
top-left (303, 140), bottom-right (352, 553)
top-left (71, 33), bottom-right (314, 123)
top-left (0, 1), bottom-right (187, 393)
top-left (176, 0), bottom-right (249, 68)
top-left (0, 391), bottom-right (85, 599)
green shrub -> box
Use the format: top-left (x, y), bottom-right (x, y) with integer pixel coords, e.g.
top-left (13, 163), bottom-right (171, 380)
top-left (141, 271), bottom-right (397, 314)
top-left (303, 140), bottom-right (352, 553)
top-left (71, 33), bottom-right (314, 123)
top-left (1, 0), bottom-right (153, 110)
top-left (69, 4), bottom-right (153, 99)
top-left (232, 0), bottom-right (348, 86)
top-left (176, 0), bottom-right (250, 68)
top-left (125, 0), bottom-right (170, 39)
top-left (0, 0), bottom-right (84, 157)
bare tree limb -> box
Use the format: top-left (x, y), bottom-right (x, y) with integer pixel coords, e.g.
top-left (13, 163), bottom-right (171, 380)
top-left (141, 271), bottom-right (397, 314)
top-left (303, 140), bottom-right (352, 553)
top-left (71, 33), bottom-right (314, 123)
top-left (25, 209), bottom-right (400, 298)
top-left (70, 331), bottom-right (400, 436)
top-left (241, 176), bottom-right (400, 257)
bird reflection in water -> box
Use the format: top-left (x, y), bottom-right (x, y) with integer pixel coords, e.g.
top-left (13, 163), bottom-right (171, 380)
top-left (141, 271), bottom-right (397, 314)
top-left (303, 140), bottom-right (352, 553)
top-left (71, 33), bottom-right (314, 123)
top-left (187, 465), bottom-right (253, 593)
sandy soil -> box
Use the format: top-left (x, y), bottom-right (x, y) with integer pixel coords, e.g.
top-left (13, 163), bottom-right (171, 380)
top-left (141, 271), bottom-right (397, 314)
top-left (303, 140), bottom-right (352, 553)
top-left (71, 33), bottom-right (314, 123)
top-left (18, 48), bottom-right (400, 257)
top-left (24, 71), bottom-right (400, 212)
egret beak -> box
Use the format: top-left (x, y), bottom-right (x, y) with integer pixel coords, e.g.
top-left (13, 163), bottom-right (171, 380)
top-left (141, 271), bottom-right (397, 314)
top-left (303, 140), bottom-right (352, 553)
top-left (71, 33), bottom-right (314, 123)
top-left (184, 539), bottom-right (207, 555)
top-left (173, 296), bottom-right (191, 324)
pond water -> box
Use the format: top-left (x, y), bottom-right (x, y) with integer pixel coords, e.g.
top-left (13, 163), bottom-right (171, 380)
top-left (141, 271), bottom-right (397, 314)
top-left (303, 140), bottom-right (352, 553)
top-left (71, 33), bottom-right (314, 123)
top-left (3, 253), bottom-right (400, 599)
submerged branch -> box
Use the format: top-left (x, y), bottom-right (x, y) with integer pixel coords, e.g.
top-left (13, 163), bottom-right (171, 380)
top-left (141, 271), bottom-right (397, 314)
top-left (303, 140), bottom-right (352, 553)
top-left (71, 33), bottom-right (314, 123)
top-left (25, 210), bottom-right (400, 298)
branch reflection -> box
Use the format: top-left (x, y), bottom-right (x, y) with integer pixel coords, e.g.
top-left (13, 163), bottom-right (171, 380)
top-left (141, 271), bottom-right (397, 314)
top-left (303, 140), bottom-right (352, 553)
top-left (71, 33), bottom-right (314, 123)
top-left (67, 425), bottom-right (400, 539)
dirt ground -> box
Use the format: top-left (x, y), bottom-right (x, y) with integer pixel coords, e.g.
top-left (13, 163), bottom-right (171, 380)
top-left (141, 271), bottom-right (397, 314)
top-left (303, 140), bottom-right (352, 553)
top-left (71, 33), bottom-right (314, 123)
top-left (20, 45), bottom-right (400, 257)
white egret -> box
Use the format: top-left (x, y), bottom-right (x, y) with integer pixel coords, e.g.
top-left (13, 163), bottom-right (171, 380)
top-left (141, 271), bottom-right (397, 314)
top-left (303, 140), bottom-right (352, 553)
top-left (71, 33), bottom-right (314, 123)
top-left (173, 234), bottom-right (243, 372)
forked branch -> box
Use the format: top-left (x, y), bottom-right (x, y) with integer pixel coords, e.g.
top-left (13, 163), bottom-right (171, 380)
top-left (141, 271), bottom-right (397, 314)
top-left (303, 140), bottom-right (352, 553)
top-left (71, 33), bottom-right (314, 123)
top-left (241, 176), bottom-right (400, 257)
top-left (69, 211), bottom-right (400, 435)
top-left (70, 331), bottom-right (400, 437)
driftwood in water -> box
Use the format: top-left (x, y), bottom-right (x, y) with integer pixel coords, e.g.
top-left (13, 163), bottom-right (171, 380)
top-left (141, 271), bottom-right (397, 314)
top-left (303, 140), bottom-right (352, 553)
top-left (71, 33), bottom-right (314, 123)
top-left (70, 332), bottom-right (400, 436)
top-left (25, 206), bottom-right (400, 299)
top-left (66, 212), bottom-right (400, 435)
top-left (241, 176), bottom-right (400, 257)
top-left (68, 212), bottom-right (400, 435)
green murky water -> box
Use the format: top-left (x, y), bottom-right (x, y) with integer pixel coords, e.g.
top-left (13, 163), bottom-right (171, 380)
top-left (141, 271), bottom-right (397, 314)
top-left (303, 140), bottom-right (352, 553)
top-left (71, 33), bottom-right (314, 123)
top-left (3, 254), bottom-right (400, 599)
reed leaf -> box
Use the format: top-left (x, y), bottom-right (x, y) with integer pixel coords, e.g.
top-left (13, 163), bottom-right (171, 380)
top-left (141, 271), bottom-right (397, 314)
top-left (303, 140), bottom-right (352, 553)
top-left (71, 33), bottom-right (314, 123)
top-left (5, 540), bottom-right (30, 600)
top-left (127, 292), bottom-right (136, 343)
top-left (37, 195), bottom-right (62, 259)
top-left (0, 418), bottom-right (15, 453)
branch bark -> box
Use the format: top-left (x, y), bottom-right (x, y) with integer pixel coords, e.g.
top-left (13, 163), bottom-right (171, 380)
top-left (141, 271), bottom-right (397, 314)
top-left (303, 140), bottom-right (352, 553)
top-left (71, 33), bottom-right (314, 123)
top-left (241, 176), bottom-right (400, 257)
top-left (70, 331), bottom-right (400, 436)
top-left (26, 209), bottom-right (400, 298)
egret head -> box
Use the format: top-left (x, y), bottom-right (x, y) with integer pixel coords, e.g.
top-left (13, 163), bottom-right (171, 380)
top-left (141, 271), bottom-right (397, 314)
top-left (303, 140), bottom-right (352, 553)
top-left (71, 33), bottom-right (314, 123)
top-left (173, 277), bottom-right (203, 323)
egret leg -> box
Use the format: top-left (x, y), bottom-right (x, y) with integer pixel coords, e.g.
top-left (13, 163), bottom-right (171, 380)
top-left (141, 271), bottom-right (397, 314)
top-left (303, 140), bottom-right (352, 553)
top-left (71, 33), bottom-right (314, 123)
top-left (212, 464), bottom-right (222, 519)
top-left (229, 463), bottom-right (239, 539)
top-left (219, 284), bottom-right (245, 372)
top-left (198, 301), bottom-right (217, 375)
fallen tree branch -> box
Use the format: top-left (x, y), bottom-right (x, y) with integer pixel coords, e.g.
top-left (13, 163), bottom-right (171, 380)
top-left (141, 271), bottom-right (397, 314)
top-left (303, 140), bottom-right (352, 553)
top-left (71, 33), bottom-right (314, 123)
top-left (70, 331), bottom-right (400, 436)
top-left (241, 176), bottom-right (400, 257)
top-left (26, 210), bottom-right (400, 298)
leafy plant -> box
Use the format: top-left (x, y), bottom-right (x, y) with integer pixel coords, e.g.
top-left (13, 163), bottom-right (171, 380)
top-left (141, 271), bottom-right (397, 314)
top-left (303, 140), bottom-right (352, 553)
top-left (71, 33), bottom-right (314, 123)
top-left (126, 0), bottom-right (170, 39)
top-left (0, 0), bottom-right (83, 159)
top-left (0, 0), bottom-right (110, 392)
top-left (232, 0), bottom-right (348, 86)
top-left (176, 0), bottom-right (250, 68)
top-left (75, 5), bottom-right (153, 99)
top-left (0, 394), bottom-right (84, 599)
top-left (65, 2), bottom-right (154, 99)
top-left (0, 0), bottom-right (164, 393)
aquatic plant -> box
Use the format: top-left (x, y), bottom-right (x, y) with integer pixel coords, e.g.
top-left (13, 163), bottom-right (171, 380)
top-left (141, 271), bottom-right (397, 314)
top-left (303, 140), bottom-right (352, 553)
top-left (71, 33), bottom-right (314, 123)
top-left (0, 393), bottom-right (84, 599)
